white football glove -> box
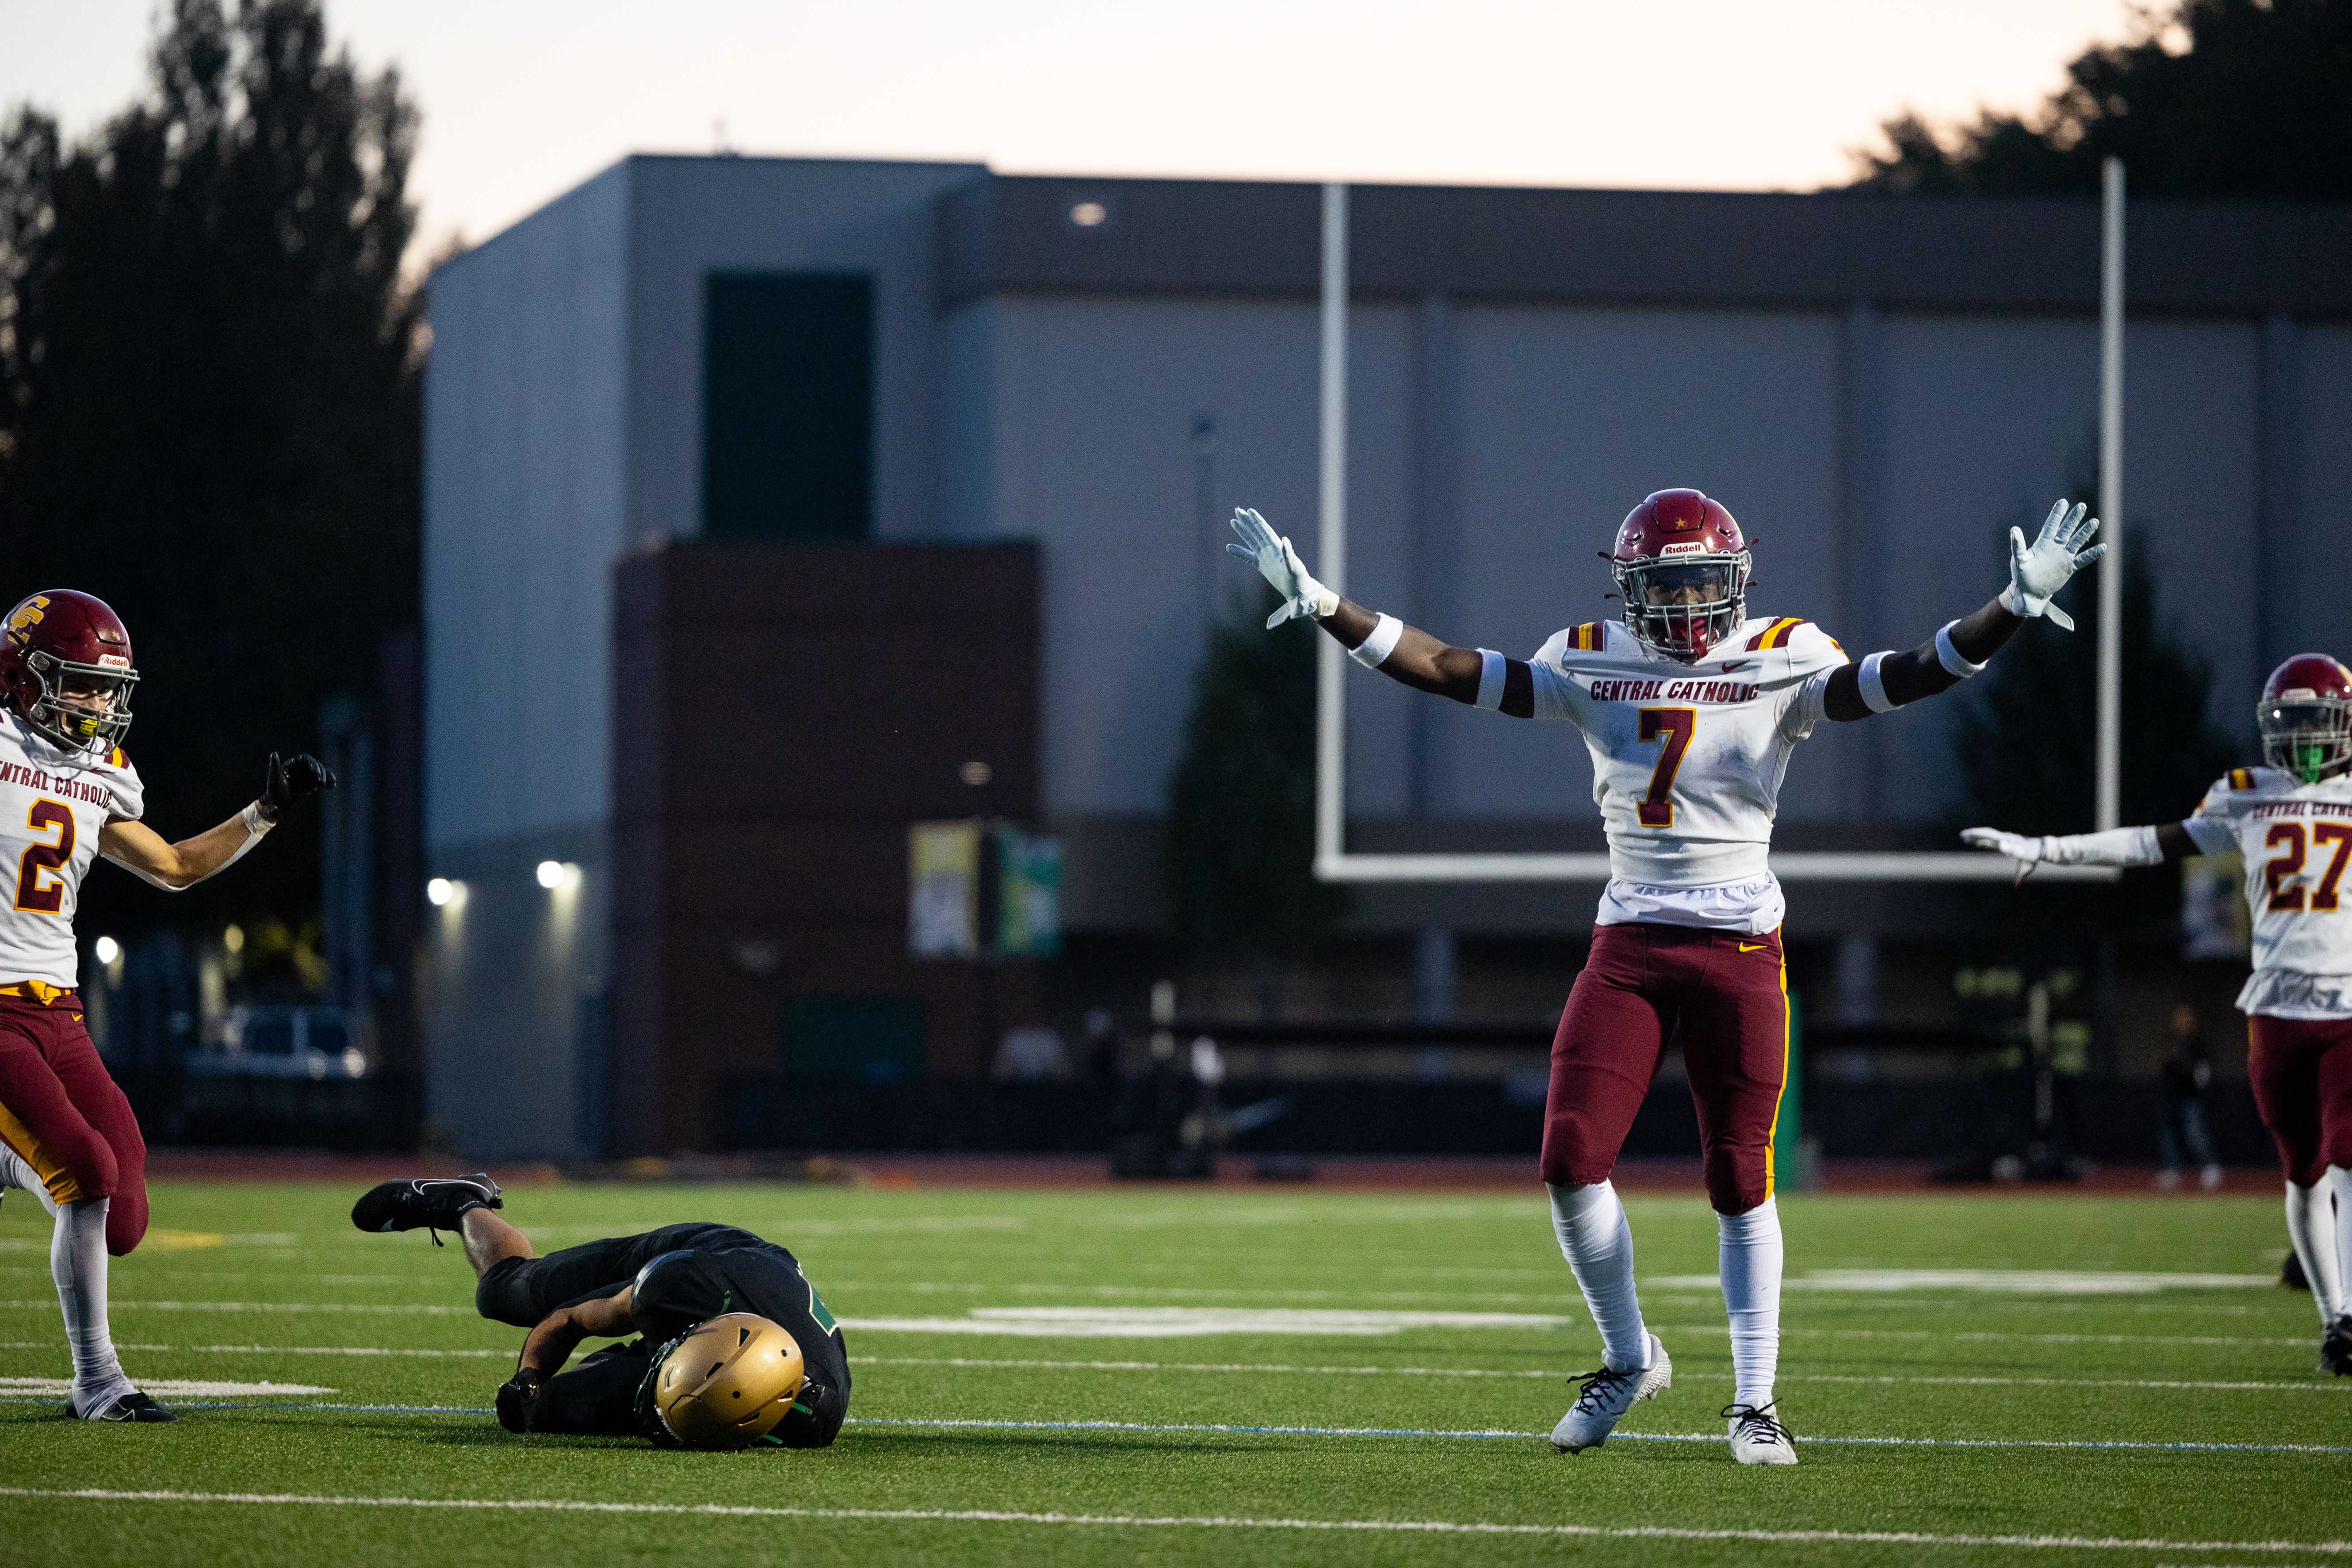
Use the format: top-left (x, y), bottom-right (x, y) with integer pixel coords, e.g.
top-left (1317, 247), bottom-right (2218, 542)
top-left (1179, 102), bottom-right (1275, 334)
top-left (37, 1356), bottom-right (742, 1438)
top-left (2000, 500), bottom-right (2105, 631)
top-left (1226, 507), bottom-right (1338, 628)
top-left (1961, 826), bottom-right (2045, 885)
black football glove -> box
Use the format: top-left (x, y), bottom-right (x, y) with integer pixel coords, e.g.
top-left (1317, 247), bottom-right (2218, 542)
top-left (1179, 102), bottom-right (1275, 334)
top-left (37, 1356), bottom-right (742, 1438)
top-left (495, 1366), bottom-right (542, 1434)
top-left (259, 752), bottom-right (336, 823)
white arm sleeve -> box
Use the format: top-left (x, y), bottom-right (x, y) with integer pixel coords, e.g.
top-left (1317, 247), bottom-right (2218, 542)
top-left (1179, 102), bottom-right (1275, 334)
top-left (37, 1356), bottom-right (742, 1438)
top-left (2037, 825), bottom-right (2165, 867)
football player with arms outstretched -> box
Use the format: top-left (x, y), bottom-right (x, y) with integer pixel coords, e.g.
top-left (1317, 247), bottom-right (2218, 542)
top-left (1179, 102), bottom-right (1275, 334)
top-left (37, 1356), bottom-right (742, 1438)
top-left (0, 590), bottom-right (333, 1422)
top-left (1230, 490), bottom-right (2101, 1463)
top-left (350, 1174), bottom-right (851, 1448)
top-left (1962, 653), bottom-right (2352, 1377)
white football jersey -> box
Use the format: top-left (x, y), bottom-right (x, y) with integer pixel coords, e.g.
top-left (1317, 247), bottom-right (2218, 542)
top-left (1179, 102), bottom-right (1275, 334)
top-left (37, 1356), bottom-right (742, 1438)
top-left (2181, 765), bottom-right (2352, 1018)
top-left (0, 712), bottom-right (143, 989)
top-left (1524, 614), bottom-right (1847, 932)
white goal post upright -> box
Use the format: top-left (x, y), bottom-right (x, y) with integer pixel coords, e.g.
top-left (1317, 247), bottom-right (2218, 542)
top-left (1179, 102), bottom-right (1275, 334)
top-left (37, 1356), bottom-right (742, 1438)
top-left (1316, 182), bottom-right (1350, 871)
top-left (1307, 181), bottom-right (2120, 886)
top-left (2096, 157), bottom-right (2125, 834)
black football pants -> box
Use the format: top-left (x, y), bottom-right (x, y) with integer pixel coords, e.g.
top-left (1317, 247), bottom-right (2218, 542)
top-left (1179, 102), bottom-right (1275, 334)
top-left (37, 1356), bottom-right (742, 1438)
top-left (474, 1221), bottom-right (761, 1327)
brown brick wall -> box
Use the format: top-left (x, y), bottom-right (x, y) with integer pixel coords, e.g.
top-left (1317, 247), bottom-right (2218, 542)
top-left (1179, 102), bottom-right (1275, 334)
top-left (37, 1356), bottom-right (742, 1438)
top-left (610, 538), bottom-right (1041, 1154)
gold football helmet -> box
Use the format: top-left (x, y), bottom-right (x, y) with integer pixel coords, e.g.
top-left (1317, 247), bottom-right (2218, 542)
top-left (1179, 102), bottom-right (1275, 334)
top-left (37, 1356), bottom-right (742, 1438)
top-left (649, 1312), bottom-right (806, 1449)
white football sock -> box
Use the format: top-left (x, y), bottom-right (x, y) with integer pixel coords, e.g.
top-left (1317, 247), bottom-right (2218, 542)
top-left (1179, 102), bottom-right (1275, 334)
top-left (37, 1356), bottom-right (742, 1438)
top-left (1717, 1198), bottom-right (1784, 1410)
top-left (2327, 1169), bottom-right (2352, 1323)
top-left (54, 1196), bottom-right (131, 1411)
top-left (2285, 1180), bottom-right (2343, 1326)
top-left (1548, 1181), bottom-right (1652, 1371)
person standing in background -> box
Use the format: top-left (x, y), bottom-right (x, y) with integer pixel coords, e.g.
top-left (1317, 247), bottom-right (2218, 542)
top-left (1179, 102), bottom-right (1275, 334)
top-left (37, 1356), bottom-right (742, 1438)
top-left (2157, 1004), bottom-right (2223, 1192)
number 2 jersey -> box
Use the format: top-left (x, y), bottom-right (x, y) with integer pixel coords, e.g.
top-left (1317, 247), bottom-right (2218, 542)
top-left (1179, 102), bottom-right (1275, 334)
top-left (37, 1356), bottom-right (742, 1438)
top-left (2181, 765), bottom-right (2352, 1019)
top-left (1517, 614), bottom-right (1848, 933)
top-left (0, 711), bottom-right (142, 990)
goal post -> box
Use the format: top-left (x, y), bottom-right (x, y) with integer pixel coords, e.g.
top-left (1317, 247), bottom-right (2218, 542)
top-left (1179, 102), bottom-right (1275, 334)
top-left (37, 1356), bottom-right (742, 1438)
top-left (1307, 180), bottom-right (2122, 888)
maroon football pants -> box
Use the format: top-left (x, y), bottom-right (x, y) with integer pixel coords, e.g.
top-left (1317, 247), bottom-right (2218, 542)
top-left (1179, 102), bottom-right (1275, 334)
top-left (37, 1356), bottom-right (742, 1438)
top-left (1540, 922), bottom-right (1790, 1215)
top-left (2247, 1013), bottom-right (2352, 1186)
top-left (0, 990), bottom-right (148, 1254)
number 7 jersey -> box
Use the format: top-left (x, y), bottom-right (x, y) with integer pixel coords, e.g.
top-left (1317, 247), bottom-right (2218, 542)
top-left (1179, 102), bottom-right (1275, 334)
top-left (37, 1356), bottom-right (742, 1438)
top-left (2182, 765), bottom-right (2352, 1017)
top-left (0, 711), bottom-right (144, 989)
top-left (1525, 614), bottom-right (1847, 894)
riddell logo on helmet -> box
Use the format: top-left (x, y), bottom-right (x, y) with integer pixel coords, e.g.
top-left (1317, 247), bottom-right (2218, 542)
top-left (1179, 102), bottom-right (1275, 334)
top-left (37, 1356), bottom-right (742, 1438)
top-left (1659, 542), bottom-right (1708, 557)
top-left (98, 656), bottom-right (129, 669)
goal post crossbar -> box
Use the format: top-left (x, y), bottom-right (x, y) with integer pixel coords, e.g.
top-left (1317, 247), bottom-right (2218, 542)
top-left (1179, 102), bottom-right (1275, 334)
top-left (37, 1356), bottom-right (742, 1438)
top-left (1315, 853), bottom-right (2119, 885)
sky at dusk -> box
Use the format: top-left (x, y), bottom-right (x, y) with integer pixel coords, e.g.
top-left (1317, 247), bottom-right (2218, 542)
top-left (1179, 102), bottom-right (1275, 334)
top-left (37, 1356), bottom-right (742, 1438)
top-left (0, 0), bottom-right (2151, 258)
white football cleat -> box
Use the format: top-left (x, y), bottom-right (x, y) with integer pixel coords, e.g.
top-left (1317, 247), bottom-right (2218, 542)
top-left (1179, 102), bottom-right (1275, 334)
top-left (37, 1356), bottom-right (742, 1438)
top-left (1551, 1333), bottom-right (1671, 1453)
top-left (1725, 1401), bottom-right (1797, 1465)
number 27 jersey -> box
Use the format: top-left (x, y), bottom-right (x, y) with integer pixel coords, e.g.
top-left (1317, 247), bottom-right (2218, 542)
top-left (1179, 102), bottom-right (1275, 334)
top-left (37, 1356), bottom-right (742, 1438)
top-left (0, 712), bottom-right (145, 990)
top-left (2182, 765), bottom-right (2352, 1018)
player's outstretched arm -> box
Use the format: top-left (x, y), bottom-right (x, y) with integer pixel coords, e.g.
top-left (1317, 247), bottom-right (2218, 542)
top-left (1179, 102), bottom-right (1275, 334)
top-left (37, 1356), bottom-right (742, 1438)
top-left (1822, 500), bottom-right (2104, 723)
top-left (1225, 508), bottom-right (1533, 715)
top-left (1959, 821), bottom-right (2202, 883)
top-left (97, 751), bottom-right (335, 891)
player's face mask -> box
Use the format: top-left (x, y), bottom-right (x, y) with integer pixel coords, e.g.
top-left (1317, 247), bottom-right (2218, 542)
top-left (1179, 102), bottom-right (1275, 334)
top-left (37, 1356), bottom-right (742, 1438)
top-left (1620, 557), bottom-right (1746, 662)
top-left (2259, 696), bottom-right (2352, 784)
top-left (26, 655), bottom-right (135, 753)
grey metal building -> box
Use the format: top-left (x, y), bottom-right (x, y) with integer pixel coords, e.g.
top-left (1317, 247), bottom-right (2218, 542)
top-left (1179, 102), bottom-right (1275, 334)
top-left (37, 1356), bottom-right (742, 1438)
top-left (423, 154), bottom-right (2352, 1157)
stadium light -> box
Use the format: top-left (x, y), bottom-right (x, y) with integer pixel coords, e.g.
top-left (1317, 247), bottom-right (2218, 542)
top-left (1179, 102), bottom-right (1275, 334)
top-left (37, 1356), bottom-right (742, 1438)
top-left (93, 935), bottom-right (119, 966)
top-left (427, 876), bottom-right (461, 907)
top-left (536, 860), bottom-right (565, 889)
top-left (1308, 181), bottom-right (2119, 886)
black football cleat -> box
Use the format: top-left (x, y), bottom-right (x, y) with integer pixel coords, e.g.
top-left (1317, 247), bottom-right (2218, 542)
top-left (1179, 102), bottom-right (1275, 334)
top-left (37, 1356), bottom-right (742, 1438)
top-left (69, 1389), bottom-right (177, 1423)
top-left (2321, 1316), bottom-right (2352, 1377)
top-left (351, 1172), bottom-right (503, 1241)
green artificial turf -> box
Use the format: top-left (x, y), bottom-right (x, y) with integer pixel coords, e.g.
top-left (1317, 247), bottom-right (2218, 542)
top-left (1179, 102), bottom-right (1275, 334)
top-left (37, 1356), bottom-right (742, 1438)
top-left (1, 1179), bottom-right (2345, 1565)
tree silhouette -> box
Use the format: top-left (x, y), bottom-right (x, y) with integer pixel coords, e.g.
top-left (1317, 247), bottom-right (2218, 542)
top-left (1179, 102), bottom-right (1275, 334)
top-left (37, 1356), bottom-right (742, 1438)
top-left (1849, 0), bottom-right (2352, 199)
top-left (1159, 592), bottom-right (1350, 1002)
top-left (0, 0), bottom-right (420, 948)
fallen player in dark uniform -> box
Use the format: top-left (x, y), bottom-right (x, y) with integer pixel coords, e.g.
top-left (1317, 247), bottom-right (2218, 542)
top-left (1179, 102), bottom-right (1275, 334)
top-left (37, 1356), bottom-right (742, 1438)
top-left (352, 1174), bottom-right (849, 1448)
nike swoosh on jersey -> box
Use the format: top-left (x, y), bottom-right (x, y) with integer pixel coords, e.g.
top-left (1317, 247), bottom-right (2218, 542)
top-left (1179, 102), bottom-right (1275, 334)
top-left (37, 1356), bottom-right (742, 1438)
top-left (1737, 941), bottom-right (1770, 952)
top-left (1716, 660), bottom-right (1758, 673)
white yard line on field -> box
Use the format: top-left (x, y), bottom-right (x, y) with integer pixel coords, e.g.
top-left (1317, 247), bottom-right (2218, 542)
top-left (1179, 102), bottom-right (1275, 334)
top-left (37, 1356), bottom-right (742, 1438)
top-left (844, 1354), bottom-right (2348, 1393)
top-left (0, 1300), bottom-right (469, 1315)
top-left (0, 1377), bottom-right (336, 1397)
top-left (834, 1306), bottom-right (2319, 1343)
top-left (182, 1344), bottom-right (511, 1358)
top-left (1649, 1271), bottom-right (2277, 1294)
top-left (1766, 1327), bottom-right (2313, 1348)
top-left (0, 1487), bottom-right (2343, 1553)
top-left (841, 1308), bottom-right (1576, 1337)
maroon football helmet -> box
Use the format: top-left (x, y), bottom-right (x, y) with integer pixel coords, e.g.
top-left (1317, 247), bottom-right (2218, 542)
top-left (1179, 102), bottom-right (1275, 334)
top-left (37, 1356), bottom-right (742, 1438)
top-left (1611, 489), bottom-right (1750, 662)
top-left (0, 590), bottom-right (138, 755)
top-left (2258, 653), bottom-right (2352, 784)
